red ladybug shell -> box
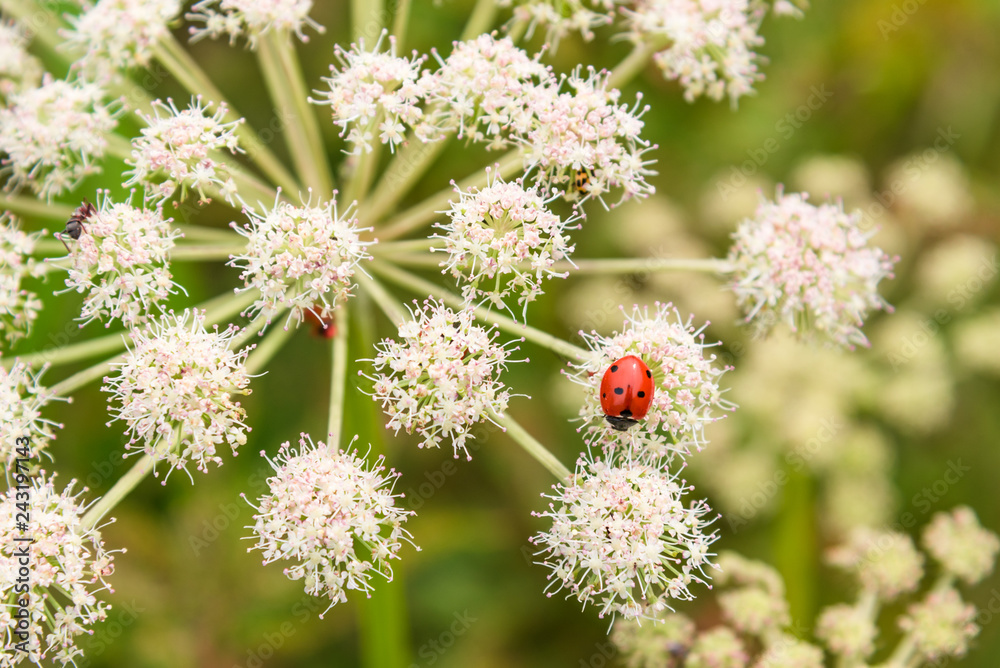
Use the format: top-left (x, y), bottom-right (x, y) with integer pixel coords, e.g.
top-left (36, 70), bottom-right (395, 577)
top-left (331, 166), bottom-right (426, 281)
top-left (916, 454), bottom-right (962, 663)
top-left (599, 355), bottom-right (654, 431)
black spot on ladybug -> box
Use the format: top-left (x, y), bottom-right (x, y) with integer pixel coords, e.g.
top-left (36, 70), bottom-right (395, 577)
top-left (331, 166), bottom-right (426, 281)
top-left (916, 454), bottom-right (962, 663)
top-left (602, 392), bottom-right (606, 399)
top-left (645, 369), bottom-right (651, 378)
top-left (620, 409), bottom-right (632, 418)
top-left (614, 387), bottom-right (624, 395)
top-left (611, 365), bottom-right (618, 373)
top-left (637, 391), bottom-right (645, 398)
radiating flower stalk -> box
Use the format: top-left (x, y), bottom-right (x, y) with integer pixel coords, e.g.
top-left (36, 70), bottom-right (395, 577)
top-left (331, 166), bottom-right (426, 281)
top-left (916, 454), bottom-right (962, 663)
top-left (1, 0), bottom-right (973, 666)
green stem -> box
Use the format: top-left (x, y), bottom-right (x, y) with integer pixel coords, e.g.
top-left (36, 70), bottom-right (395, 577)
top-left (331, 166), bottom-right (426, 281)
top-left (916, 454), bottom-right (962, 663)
top-left (460, 0), bottom-right (498, 40)
top-left (0, 195), bottom-right (74, 221)
top-left (491, 409), bottom-right (571, 482)
top-left (360, 138), bottom-right (449, 224)
top-left (371, 261), bottom-right (588, 360)
top-left (175, 224), bottom-right (243, 243)
top-left (0, 0), bottom-right (63, 55)
top-left (81, 452), bottom-right (157, 530)
top-left (507, 17), bottom-right (529, 44)
top-left (371, 238), bottom-right (436, 254)
top-left (168, 245), bottom-right (245, 261)
top-left (390, 0), bottom-right (413, 48)
top-left (558, 257), bottom-right (736, 274)
top-left (352, 0), bottom-right (385, 41)
top-left (152, 35), bottom-right (301, 195)
top-left (326, 307), bottom-right (349, 449)
top-left (607, 38), bottom-right (668, 90)
top-left (48, 357), bottom-right (119, 401)
top-left (356, 272), bottom-right (407, 325)
top-left (257, 31), bottom-right (334, 195)
top-left (379, 149), bottom-right (524, 240)
top-left (244, 321), bottom-right (296, 374)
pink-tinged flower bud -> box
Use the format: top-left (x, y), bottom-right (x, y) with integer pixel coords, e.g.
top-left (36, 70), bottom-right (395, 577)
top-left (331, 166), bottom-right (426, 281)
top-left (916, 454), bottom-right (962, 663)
top-left (922, 506), bottom-right (999, 585)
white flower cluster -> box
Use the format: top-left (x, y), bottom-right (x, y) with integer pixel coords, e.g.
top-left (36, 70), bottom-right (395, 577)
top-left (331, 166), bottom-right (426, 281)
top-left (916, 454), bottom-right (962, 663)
top-left (313, 34), bottom-right (655, 205)
top-left (422, 34), bottom-right (556, 149)
top-left (627, 0), bottom-right (768, 105)
top-left (103, 309), bottom-right (253, 480)
top-left (0, 362), bottom-right (62, 470)
top-left (0, 476), bottom-right (117, 666)
top-left (0, 213), bottom-right (43, 345)
top-left (311, 32), bottom-right (436, 155)
top-left (246, 435), bottom-right (416, 612)
top-left (532, 449), bottom-right (718, 620)
top-left (366, 299), bottom-right (516, 459)
top-left (521, 67), bottom-right (656, 206)
top-left (126, 97), bottom-right (243, 204)
top-left (0, 19), bottom-right (41, 99)
top-left (727, 189), bottom-right (897, 348)
top-left (496, 0), bottom-right (620, 45)
top-left (229, 193), bottom-right (372, 328)
top-left (187, 0), bottom-right (324, 47)
top-left (435, 170), bottom-right (577, 320)
top-left (63, 0), bottom-right (182, 76)
top-left (570, 303), bottom-right (733, 453)
top-left (0, 76), bottom-right (119, 201)
top-left (62, 193), bottom-right (182, 328)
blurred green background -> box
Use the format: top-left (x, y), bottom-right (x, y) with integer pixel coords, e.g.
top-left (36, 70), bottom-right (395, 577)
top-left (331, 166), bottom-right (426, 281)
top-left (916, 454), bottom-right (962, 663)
top-left (11, 0), bottom-right (1000, 666)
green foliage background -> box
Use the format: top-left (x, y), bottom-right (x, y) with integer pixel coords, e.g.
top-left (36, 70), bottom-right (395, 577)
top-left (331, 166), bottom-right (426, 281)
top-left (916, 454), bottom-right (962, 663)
top-left (13, 0), bottom-right (1000, 666)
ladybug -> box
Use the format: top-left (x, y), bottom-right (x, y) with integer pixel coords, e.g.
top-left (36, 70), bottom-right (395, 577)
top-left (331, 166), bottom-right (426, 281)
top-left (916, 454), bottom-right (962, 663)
top-left (573, 167), bottom-right (591, 195)
top-left (304, 309), bottom-right (337, 339)
top-left (599, 355), bottom-right (655, 431)
top-left (57, 199), bottom-right (95, 251)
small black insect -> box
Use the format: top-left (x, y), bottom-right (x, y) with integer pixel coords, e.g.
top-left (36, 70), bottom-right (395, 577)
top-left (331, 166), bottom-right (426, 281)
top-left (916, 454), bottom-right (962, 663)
top-left (58, 199), bottom-right (95, 251)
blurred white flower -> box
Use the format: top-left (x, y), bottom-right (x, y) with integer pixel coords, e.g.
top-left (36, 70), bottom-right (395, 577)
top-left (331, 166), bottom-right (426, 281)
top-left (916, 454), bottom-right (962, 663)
top-left (187, 0), bottom-right (324, 47)
top-left (727, 188), bottom-right (896, 348)
top-left (0, 19), bottom-right (42, 98)
top-left (0, 213), bottom-right (43, 344)
top-left (63, 0), bottom-right (181, 75)
top-left (0, 75), bottom-right (120, 201)
top-left (827, 528), bottom-right (923, 601)
top-left (899, 588), bottom-right (978, 662)
top-left (922, 506), bottom-right (999, 585)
